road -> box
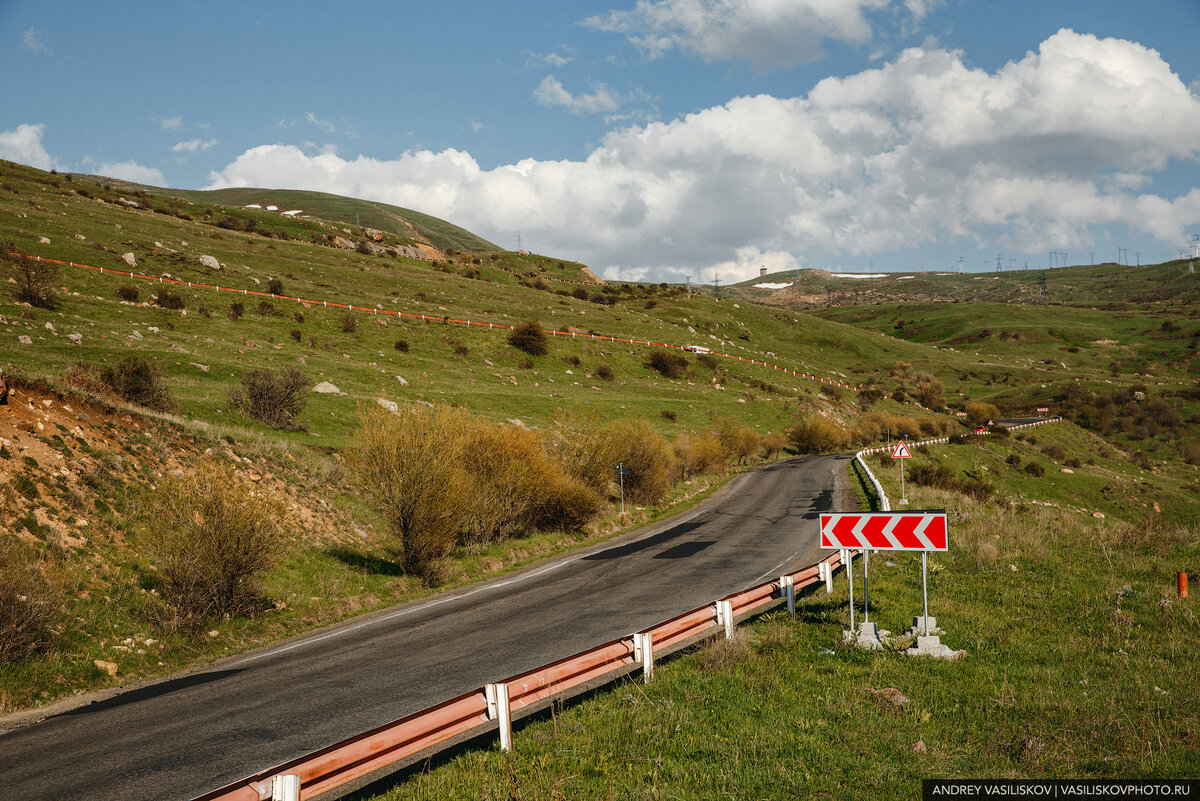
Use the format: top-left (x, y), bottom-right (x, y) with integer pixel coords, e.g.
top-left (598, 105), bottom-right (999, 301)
top-left (0, 453), bottom-right (855, 801)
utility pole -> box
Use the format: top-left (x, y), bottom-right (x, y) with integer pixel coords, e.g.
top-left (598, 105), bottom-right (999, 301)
top-left (995, 253), bottom-right (1004, 272)
top-left (1038, 271), bottom-right (1048, 302)
top-left (515, 232), bottom-right (523, 251)
top-left (1049, 250), bottom-right (1056, 269)
top-left (1118, 247), bottom-right (1127, 265)
top-left (1090, 251), bottom-right (1095, 265)
top-left (1135, 251), bottom-right (1140, 267)
top-left (713, 271), bottom-right (721, 300)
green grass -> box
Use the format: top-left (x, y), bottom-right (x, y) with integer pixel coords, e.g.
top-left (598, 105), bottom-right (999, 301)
top-left (360, 425), bottom-right (1199, 801)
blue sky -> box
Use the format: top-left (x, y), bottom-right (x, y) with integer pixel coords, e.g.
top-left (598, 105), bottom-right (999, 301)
top-left (3, 0), bottom-right (1199, 281)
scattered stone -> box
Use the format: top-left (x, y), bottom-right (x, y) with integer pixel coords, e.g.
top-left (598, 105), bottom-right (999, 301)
top-left (507, 419), bottom-right (527, 429)
top-left (154, 241), bottom-right (163, 248)
top-left (147, 326), bottom-right (159, 334)
top-left (376, 398), bottom-right (399, 413)
top-left (128, 330), bottom-right (143, 341)
top-left (396, 376), bottom-right (408, 386)
top-left (44, 322), bottom-right (56, 334)
top-left (199, 254), bottom-right (221, 270)
top-left (94, 659), bottom-right (118, 676)
top-left (0, 315), bottom-right (6, 324)
top-left (912, 740), bottom-right (927, 754)
top-left (67, 333), bottom-right (83, 344)
top-left (1060, 468), bottom-right (1074, 474)
top-left (869, 688), bottom-right (910, 707)
top-left (122, 252), bottom-right (137, 268)
top-left (75, 233), bottom-right (86, 241)
top-left (250, 277), bottom-right (261, 285)
top-left (189, 363), bottom-right (210, 372)
top-left (1092, 512), bottom-right (1105, 519)
top-left (207, 630), bottom-right (220, 638)
top-left (38, 236), bottom-right (50, 245)
top-left (18, 335), bottom-right (32, 345)
top-left (312, 381), bottom-right (342, 394)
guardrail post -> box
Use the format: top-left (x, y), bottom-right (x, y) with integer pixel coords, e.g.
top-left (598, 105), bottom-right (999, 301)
top-left (823, 560), bottom-right (834, 593)
top-left (715, 600), bottom-right (734, 639)
top-left (633, 632), bottom-right (654, 682)
top-left (779, 575), bottom-right (795, 615)
top-left (271, 774), bottom-right (300, 801)
top-left (486, 683), bottom-right (513, 751)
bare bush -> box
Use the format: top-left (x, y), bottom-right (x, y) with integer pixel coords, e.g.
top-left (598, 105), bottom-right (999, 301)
top-left (0, 539), bottom-right (64, 661)
top-left (711, 416), bottom-right (760, 465)
top-left (340, 311), bottom-right (359, 333)
top-left (155, 289), bottom-right (185, 310)
top-left (534, 473), bottom-right (604, 533)
top-left (673, 429), bottom-right (726, 480)
top-left (143, 462), bottom-right (285, 630)
top-left (462, 424), bottom-right (553, 544)
top-left (3, 241), bottom-right (58, 308)
top-left (964, 401), bottom-right (1000, 426)
top-left (648, 351), bottom-right (688, 378)
top-left (543, 409), bottom-right (620, 496)
top-left (349, 405), bottom-right (472, 584)
top-left (228, 367), bottom-right (311, 430)
top-left (605, 418), bottom-right (676, 505)
top-left (789, 416), bottom-right (849, 455)
top-left (508, 319), bottom-right (549, 356)
top-left (116, 285), bottom-right (139, 302)
top-left (100, 356), bottom-right (177, 412)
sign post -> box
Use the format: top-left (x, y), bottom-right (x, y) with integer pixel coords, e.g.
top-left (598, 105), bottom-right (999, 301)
top-left (819, 511), bottom-right (955, 656)
top-left (892, 440), bottom-right (912, 505)
top-left (615, 462), bottom-right (630, 515)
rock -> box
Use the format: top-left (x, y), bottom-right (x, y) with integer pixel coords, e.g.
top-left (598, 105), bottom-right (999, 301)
top-left (154, 241), bottom-right (163, 248)
top-left (94, 659), bottom-right (118, 676)
top-left (395, 376), bottom-right (408, 386)
top-left (18, 335), bottom-right (32, 345)
top-left (207, 630), bottom-right (220, 638)
top-left (0, 315), bottom-right (6, 324)
top-left (312, 381), bottom-right (342, 394)
top-left (250, 277), bottom-right (260, 285)
top-left (507, 419), bottom-right (527, 429)
top-left (189, 363), bottom-right (210, 372)
top-left (38, 236), bottom-right (50, 245)
top-left (1060, 468), bottom-right (1074, 474)
top-left (912, 740), bottom-right (927, 754)
top-left (128, 330), bottom-right (143, 341)
top-left (75, 233), bottom-right (86, 240)
top-left (122, 252), bottom-right (137, 268)
top-left (1092, 512), bottom-right (1105, 519)
top-left (67, 333), bottom-right (83, 344)
top-left (147, 326), bottom-right (159, 334)
top-left (199, 254), bottom-right (221, 270)
top-left (375, 397), bottom-right (399, 413)
top-left (44, 322), bottom-right (56, 334)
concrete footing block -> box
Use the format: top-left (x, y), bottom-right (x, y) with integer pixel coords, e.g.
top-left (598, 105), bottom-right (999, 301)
top-left (907, 616), bottom-right (944, 637)
top-left (843, 621), bottom-right (887, 650)
top-left (905, 633), bottom-right (964, 660)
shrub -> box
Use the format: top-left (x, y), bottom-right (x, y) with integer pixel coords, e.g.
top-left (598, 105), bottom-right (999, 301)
top-left (256, 300), bottom-right (276, 316)
top-left (660, 409), bottom-right (677, 423)
top-left (605, 419), bottom-right (676, 505)
top-left (394, 339), bottom-right (410, 352)
top-left (267, 278), bottom-right (284, 295)
top-left (228, 367), bottom-right (312, 430)
top-left (349, 406), bottom-right (472, 584)
top-left (789, 416), bottom-right (849, 454)
top-left (116, 285), bottom-right (139, 302)
top-left (155, 289), bottom-right (185, 310)
top-left (340, 311), bottom-right (358, 333)
top-left (711, 416), bottom-right (760, 465)
top-left (911, 372), bottom-right (945, 408)
top-left (535, 473), bottom-right (605, 533)
top-left (454, 344), bottom-right (470, 357)
top-left (648, 351), bottom-right (688, 379)
top-left (0, 539), bottom-right (63, 661)
top-left (594, 364), bottom-right (614, 382)
top-left (294, 311), bottom-right (305, 324)
top-left (759, 430), bottom-right (788, 460)
top-left (964, 401), bottom-right (1000, 426)
top-left (543, 409), bottom-right (619, 496)
top-left (143, 462), bottom-right (284, 630)
top-left (1024, 461), bottom-right (1046, 477)
top-left (1041, 443), bottom-right (1068, 462)
top-left (289, 329), bottom-right (302, 343)
top-left (228, 302), bottom-right (244, 321)
top-left (508, 319), bottom-right (549, 356)
top-left (673, 429), bottom-right (726, 480)
top-left (4, 242), bottom-right (58, 308)
top-left (697, 354), bottom-right (719, 371)
top-left (100, 356), bottom-right (176, 411)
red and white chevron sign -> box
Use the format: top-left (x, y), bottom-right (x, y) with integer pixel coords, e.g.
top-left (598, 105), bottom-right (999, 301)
top-left (819, 511), bottom-right (948, 551)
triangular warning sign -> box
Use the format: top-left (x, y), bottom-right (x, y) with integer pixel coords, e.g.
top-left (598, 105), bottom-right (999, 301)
top-left (891, 441), bottom-right (912, 458)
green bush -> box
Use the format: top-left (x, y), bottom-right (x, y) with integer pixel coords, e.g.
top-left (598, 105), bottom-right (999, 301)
top-left (155, 289), bottom-right (185, 310)
top-left (4, 242), bottom-right (58, 308)
top-left (1024, 461), bottom-right (1046, 477)
top-left (100, 356), bottom-right (176, 412)
top-left (116, 285), bottom-right (139, 302)
top-left (648, 351), bottom-right (688, 379)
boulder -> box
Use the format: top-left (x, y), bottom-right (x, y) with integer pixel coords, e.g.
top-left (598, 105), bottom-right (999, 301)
top-left (375, 398), bottom-right (399, 413)
top-left (18, 335), bottom-right (32, 345)
top-left (128, 330), bottom-right (143, 341)
top-left (67, 333), bottom-right (83, 344)
top-left (395, 376), bottom-right (408, 386)
top-left (312, 381), bottom-right (342, 394)
top-left (199, 254), bottom-right (221, 270)
top-left (122, 252), bottom-right (137, 268)
top-left (44, 322), bottom-right (56, 334)
top-left (94, 659), bottom-right (118, 677)
top-left (38, 236), bottom-right (50, 245)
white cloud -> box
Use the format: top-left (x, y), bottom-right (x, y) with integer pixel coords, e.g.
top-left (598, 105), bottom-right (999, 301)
top-left (171, 138), bottom-right (218, 153)
top-left (583, 0), bottom-right (889, 70)
top-left (469, 121), bottom-right (485, 133)
top-left (159, 116), bottom-right (183, 131)
top-left (207, 30), bottom-right (1200, 280)
top-left (533, 76), bottom-right (622, 114)
top-left (21, 28), bottom-right (49, 56)
top-left (305, 112), bottom-right (335, 132)
top-left (0, 123), bottom-right (59, 170)
top-left (97, 160), bottom-right (166, 186)
top-left (523, 47), bottom-right (575, 68)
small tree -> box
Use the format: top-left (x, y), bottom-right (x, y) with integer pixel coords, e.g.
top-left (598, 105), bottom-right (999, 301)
top-left (3, 242), bottom-right (58, 308)
top-left (144, 462), bottom-right (285, 630)
top-left (228, 367), bottom-right (312, 430)
top-left (911, 372), bottom-right (945, 408)
top-left (508, 319), bottom-right (549, 356)
top-left (964, 401), bottom-right (1000, 427)
top-left (100, 356), bottom-right (176, 412)
top-left (789, 416), bottom-right (849, 455)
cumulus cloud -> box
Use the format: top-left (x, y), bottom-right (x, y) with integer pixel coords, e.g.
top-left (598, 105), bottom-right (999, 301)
top-left (97, 160), bottom-right (166, 186)
top-left (171, 138), bottom-right (218, 153)
top-left (159, 116), bottom-right (183, 131)
top-left (583, 0), bottom-right (889, 70)
top-left (0, 123), bottom-right (59, 170)
top-left (534, 76), bottom-right (622, 114)
top-left (207, 30), bottom-right (1200, 282)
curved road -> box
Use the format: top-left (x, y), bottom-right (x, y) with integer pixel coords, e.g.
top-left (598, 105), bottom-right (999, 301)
top-left (0, 453), bottom-right (855, 801)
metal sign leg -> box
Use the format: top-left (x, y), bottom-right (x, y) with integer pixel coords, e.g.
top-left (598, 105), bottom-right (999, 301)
top-left (922, 552), bottom-right (929, 637)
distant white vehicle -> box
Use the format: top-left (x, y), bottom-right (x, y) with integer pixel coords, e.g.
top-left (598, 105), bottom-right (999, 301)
top-left (683, 345), bottom-right (710, 353)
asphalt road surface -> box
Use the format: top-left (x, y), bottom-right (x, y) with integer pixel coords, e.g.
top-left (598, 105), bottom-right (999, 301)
top-left (0, 453), bottom-right (855, 801)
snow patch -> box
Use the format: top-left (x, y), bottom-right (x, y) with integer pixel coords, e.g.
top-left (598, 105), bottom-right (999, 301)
top-left (281, 209), bottom-right (303, 216)
top-left (832, 273), bottom-right (887, 279)
top-left (753, 282), bottom-right (793, 290)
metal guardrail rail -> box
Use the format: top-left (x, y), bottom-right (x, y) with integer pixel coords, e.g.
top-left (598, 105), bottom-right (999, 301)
top-left (193, 556), bottom-right (840, 801)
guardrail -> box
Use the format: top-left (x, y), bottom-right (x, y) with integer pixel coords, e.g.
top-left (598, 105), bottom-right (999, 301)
top-left (193, 555), bottom-right (842, 801)
top-left (853, 417), bottom-right (1064, 510)
top-left (24, 251), bottom-right (859, 392)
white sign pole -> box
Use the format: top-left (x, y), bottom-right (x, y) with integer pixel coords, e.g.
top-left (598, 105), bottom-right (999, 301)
top-left (847, 550), bottom-right (856, 630)
top-left (921, 552), bottom-right (930, 637)
top-left (863, 549), bottom-right (870, 623)
top-left (900, 451), bottom-right (907, 505)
